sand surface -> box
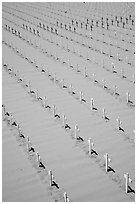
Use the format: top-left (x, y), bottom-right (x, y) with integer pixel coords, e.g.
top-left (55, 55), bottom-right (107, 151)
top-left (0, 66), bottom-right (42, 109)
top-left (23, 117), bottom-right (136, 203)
top-left (2, 120), bottom-right (53, 202)
top-left (2, 2), bottom-right (135, 202)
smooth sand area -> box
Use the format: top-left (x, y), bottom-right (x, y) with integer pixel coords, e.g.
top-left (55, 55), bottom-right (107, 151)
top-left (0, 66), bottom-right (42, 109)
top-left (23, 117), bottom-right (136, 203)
top-left (2, 121), bottom-right (52, 202)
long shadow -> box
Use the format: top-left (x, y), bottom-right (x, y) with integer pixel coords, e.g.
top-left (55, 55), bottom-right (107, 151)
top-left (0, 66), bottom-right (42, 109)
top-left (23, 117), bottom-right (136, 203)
top-left (64, 124), bottom-right (71, 130)
top-left (62, 85), bottom-right (67, 89)
top-left (29, 146), bottom-right (35, 152)
top-left (71, 91), bottom-right (76, 95)
top-left (103, 85), bottom-right (107, 89)
top-left (112, 70), bottom-right (117, 74)
top-left (122, 75), bottom-right (126, 79)
top-left (77, 136), bottom-right (84, 142)
top-left (39, 161), bottom-right (46, 169)
top-left (119, 127), bottom-right (125, 132)
top-left (92, 107), bottom-right (98, 111)
top-left (105, 116), bottom-right (110, 121)
top-left (51, 181), bottom-right (59, 189)
top-left (107, 166), bottom-right (115, 173)
top-left (94, 79), bottom-right (98, 83)
top-left (128, 100), bottom-right (133, 105)
top-left (128, 186), bottom-right (135, 194)
top-left (91, 149), bottom-right (98, 156)
top-left (81, 98), bottom-right (86, 103)
top-left (114, 92), bottom-right (119, 96)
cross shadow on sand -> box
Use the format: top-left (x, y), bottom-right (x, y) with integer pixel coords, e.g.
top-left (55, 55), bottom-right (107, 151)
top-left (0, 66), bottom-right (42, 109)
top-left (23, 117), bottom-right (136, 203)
top-left (107, 166), bottom-right (115, 173)
top-left (92, 107), bottom-right (98, 111)
top-left (91, 149), bottom-right (98, 156)
top-left (128, 186), bottom-right (135, 194)
top-left (105, 116), bottom-right (110, 121)
top-left (119, 127), bottom-right (125, 132)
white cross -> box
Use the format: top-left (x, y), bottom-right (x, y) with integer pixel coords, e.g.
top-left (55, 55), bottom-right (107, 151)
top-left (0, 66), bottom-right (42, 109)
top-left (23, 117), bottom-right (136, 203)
top-left (90, 98), bottom-right (94, 110)
top-left (84, 67), bottom-right (87, 77)
top-left (79, 91), bottom-right (83, 102)
top-left (36, 152), bottom-right (40, 165)
top-left (10, 112), bottom-right (13, 125)
top-left (49, 170), bottom-right (54, 186)
top-left (102, 79), bottom-right (106, 88)
top-left (104, 153), bottom-right (111, 173)
top-left (64, 192), bottom-right (70, 202)
top-left (75, 124), bottom-right (80, 140)
top-left (36, 89), bottom-right (39, 99)
top-left (61, 79), bottom-right (64, 88)
top-left (93, 73), bottom-right (96, 83)
top-left (132, 73), bottom-right (135, 84)
top-left (69, 84), bottom-right (73, 94)
top-left (76, 64), bottom-right (79, 72)
top-left (124, 173), bottom-right (132, 193)
top-left (68, 59), bottom-right (70, 67)
top-left (27, 140), bottom-right (31, 151)
top-left (2, 104), bottom-right (6, 115)
top-left (28, 81), bottom-right (31, 92)
top-left (121, 68), bottom-right (124, 78)
top-left (53, 105), bottom-right (56, 117)
top-left (116, 117), bottom-right (122, 129)
top-left (102, 108), bottom-right (107, 119)
top-left (43, 96), bottom-right (47, 108)
top-left (102, 59), bottom-right (105, 68)
top-left (113, 85), bottom-right (117, 95)
top-left (111, 62), bottom-right (115, 73)
top-left (126, 92), bottom-right (131, 103)
top-left (62, 114), bottom-right (67, 127)
top-left (88, 138), bottom-right (94, 154)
